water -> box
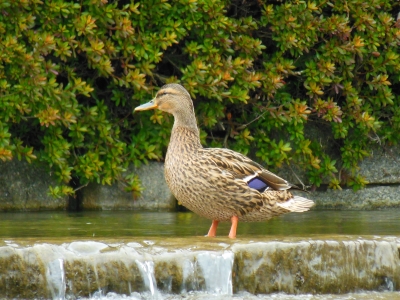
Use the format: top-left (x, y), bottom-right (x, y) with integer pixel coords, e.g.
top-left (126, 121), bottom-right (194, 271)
top-left (46, 258), bottom-right (65, 299)
top-left (1, 238), bottom-right (398, 299)
top-left (0, 210), bottom-right (399, 239)
top-left (0, 210), bottom-right (399, 299)
top-left (83, 291), bottom-right (400, 299)
top-left (196, 251), bottom-right (234, 294)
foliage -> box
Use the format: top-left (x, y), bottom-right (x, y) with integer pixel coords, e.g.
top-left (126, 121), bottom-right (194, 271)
top-left (0, 0), bottom-right (399, 197)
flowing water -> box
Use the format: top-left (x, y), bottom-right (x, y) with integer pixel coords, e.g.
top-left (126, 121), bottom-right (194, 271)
top-left (82, 291), bottom-right (400, 300)
top-left (0, 210), bottom-right (399, 299)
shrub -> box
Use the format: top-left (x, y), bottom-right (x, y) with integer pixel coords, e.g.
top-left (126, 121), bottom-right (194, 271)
top-left (0, 0), bottom-right (399, 197)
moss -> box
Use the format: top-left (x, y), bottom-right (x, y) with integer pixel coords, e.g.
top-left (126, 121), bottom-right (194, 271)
top-left (155, 260), bottom-right (184, 293)
top-left (1, 239), bottom-right (399, 297)
top-left (233, 240), bottom-right (400, 294)
top-left (0, 248), bottom-right (48, 298)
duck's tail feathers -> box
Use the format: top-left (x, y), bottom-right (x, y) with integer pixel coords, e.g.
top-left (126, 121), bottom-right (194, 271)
top-left (277, 196), bottom-right (314, 212)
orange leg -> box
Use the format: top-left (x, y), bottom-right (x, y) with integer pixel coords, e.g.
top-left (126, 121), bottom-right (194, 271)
top-left (206, 220), bottom-right (219, 237)
top-left (228, 216), bottom-right (239, 239)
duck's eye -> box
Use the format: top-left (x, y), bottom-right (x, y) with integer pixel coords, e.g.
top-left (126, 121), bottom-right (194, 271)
top-left (157, 92), bottom-right (169, 98)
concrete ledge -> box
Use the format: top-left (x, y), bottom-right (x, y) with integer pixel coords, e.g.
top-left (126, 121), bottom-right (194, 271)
top-left (0, 237), bottom-right (398, 298)
top-left (0, 160), bottom-right (67, 211)
top-left (308, 185), bottom-right (400, 210)
top-left (358, 145), bottom-right (400, 184)
top-left (81, 162), bottom-right (175, 211)
top-left (1, 148), bottom-right (399, 211)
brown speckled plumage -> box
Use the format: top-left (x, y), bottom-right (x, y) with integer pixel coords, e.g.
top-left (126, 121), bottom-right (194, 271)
top-left (135, 83), bottom-right (314, 237)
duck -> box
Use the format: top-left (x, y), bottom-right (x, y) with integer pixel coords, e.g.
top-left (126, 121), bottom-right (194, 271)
top-left (134, 83), bottom-right (314, 238)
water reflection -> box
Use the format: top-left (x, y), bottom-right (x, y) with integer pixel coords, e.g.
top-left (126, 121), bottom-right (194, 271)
top-left (0, 210), bottom-right (399, 238)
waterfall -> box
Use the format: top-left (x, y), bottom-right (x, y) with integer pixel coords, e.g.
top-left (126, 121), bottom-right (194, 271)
top-left (0, 238), bottom-right (399, 299)
top-left (135, 260), bottom-right (159, 297)
top-left (46, 258), bottom-right (65, 300)
top-left (181, 258), bottom-right (197, 293)
top-left (196, 251), bottom-right (234, 295)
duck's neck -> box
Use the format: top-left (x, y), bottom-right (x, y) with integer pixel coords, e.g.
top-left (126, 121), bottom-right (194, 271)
top-left (169, 125), bottom-right (202, 152)
top-left (172, 106), bottom-right (199, 133)
top-left (168, 108), bottom-right (202, 155)
top-left (168, 107), bottom-right (202, 149)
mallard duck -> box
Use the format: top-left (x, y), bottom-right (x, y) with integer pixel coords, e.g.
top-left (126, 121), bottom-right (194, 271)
top-left (135, 84), bottom-right (314, 238)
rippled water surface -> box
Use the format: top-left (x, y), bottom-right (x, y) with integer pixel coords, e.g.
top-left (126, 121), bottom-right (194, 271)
top-left (0, 209), bottom-right (399, 238)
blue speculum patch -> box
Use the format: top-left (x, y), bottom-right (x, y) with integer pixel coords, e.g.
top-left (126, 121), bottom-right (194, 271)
top-left (247, 177), bottom-right (269, 192)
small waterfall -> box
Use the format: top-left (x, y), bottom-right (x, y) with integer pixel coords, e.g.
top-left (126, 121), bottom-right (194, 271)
top-left (196, 251), bottom-right (234, 295)
top-left (0, 238), bottom-right (399, 299)
top-left (91, 260), bottom-right (103, 298)
top-left (46, 258), bottom-right (66, 300)
top-left (135, 259), bottom-right (161, 298)
top-left (181, 258), bottom-right (198, 293)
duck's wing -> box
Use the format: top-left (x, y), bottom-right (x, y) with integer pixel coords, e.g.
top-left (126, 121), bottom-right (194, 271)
top-left (202, 147), bottom-right (294, 191)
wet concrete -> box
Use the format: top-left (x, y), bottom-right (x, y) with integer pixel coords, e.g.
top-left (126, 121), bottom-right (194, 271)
top-left (0, 211), bottom-right (399, 298)
top-left (0, 236), bottom-right (399, 298)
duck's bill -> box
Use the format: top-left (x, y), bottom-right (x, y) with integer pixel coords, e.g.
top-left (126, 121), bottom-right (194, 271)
top-left (134, 99), bottom-right (157, 111)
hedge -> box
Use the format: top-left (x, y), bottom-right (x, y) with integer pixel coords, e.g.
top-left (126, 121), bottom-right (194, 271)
top-left (0, 0), bottom-right (399, 197)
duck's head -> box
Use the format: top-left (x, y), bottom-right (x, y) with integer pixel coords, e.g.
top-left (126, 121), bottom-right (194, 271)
top-left (135, 83), bottom-right (198, 130)
top-left (134, 84), bottom-right (193, 115)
